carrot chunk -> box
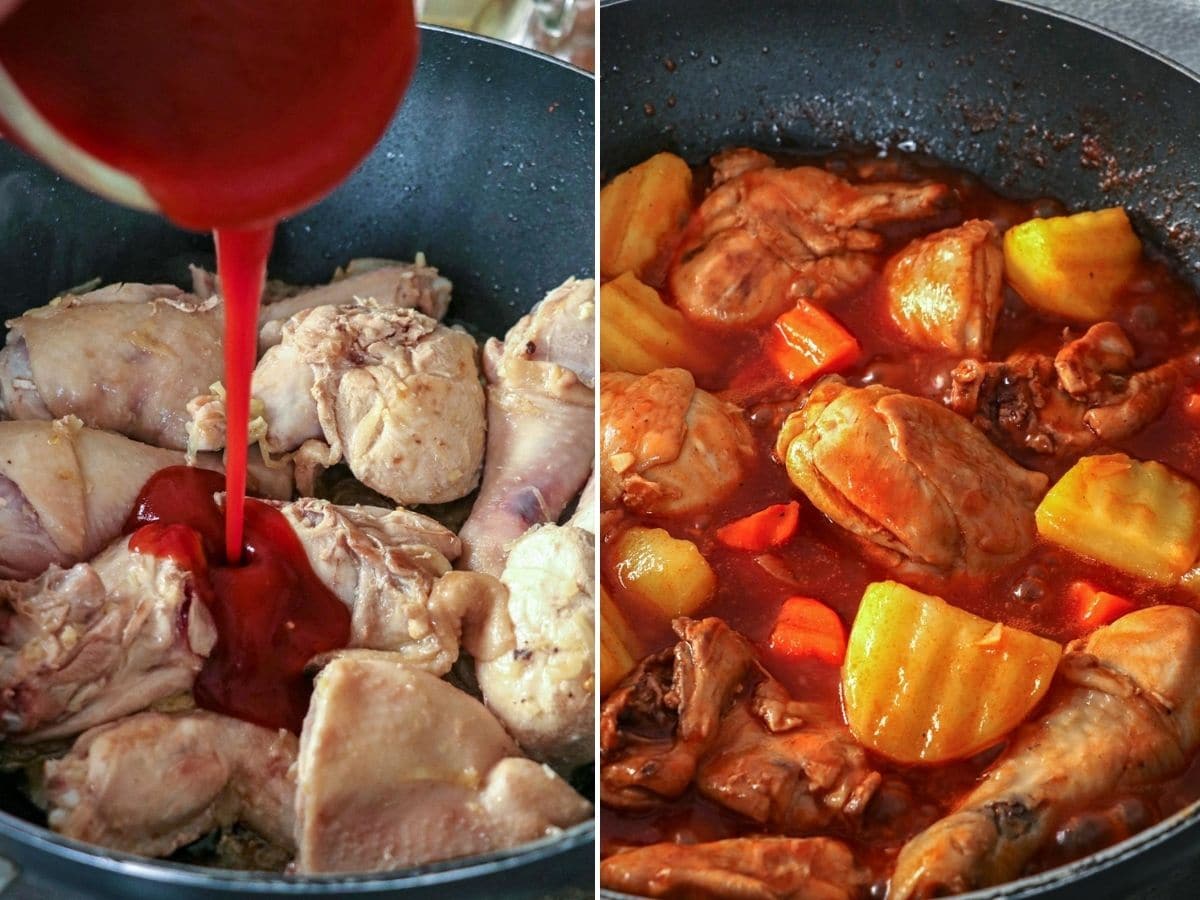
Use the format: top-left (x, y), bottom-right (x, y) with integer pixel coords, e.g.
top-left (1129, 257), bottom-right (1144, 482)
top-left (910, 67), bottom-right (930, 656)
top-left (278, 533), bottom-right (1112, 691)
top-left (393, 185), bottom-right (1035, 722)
top-left (716, 501), bottom-right (800, 551)
top-left (1069, 580), bottom-right (1135, 630)
top-left (769, 300), bottom-right (860, 384)
top-left (768, 596), bottom-right (847, 666)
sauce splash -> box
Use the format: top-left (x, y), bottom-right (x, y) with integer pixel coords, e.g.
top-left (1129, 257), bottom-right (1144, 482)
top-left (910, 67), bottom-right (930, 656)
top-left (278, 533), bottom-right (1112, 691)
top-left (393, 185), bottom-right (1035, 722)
top-left (127, 466), bottom-right (350, 733)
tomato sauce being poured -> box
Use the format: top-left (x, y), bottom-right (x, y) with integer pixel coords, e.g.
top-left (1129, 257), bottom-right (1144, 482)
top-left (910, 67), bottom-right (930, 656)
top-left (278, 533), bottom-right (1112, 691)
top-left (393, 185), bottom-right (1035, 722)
top-left (127, 467), bottom-right (351, 733)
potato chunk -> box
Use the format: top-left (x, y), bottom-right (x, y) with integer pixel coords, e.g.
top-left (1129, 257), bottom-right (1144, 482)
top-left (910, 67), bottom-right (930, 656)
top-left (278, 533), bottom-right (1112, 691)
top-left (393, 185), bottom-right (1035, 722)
top-left (600, 272), bottom-right (713, 376)
top-left (600, 152), bottom-right (693, 280)
top-left (600, 585), bottom-right (639, 696)
top-left (1003, 207), bottom-right (1141, 321)
top-left (1036, 453), bottom-right (1200, 584)
top-left (611, 526), bottom-right (716, 620)
top-left (843, 581), bottom-right (1061, 764)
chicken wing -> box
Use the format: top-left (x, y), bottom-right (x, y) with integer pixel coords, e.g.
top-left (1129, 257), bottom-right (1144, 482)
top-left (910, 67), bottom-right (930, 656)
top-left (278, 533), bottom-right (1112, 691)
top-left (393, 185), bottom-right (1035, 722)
top-left (294, 653), bottom-right (591, 873)
top-left (891, 606), bottom-right (1200, 899)
top-left (458, 277), bottom-right (595, 575)
top-left (0, 283), bottom-right (221, 449)
top-left (601, 368), bottom-right (753, 517)
top-left (777, 379), bottom-right (1048, 578)
top-left (670, 157), bottom-right (951, 327)
top-left (45, 710), bottom-right (296, 858)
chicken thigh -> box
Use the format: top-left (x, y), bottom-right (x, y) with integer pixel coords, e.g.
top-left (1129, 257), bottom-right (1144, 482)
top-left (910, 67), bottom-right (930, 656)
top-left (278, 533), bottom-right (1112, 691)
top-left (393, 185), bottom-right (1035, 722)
top-left (601, 368), bottom-right (753, 517)
top-left (0, 283), bottom-right (221, 449)
top-left (293, 653), bottom-right (591, 873)
top-left (776, 379), bottom-right (1048, 579)
top-left (45, 710), bottom-right (296, 858)
top-left (891, 605), bottom-right (1200, 899)
top-left (458, 277), bottom-right (595, 575)
top-left (670, 157), bottom-right (951, 327)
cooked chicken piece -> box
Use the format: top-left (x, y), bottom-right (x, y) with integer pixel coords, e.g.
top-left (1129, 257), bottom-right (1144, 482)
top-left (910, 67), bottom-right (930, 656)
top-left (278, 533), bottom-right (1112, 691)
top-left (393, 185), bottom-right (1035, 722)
top-left (670, 158), bottom-right (951, 327)
top-left (570, 467), bottom-right (597, 533)
top-left (0, 531), bottom-right (216, 741)
top-left (458, 278), bottom-right (595, 575)
top-left (710, 146), bottom-right (777, 187)
top-left (601, 368), bottom-right (753, 517)
top-left (777, 379), bottom-right (1048, 578)
top-left (44, 710), bottom-right (296, 858)
top-left (472, 523), bottom-right (595, 770)
top-left (891, 606), bottom-right (1200, 899)
top-left (0, 282), bottom-right (221, 449)
top-left (884, 219), bottom-right (1003, 356)
top-left (601, 837), bottom-right (867, 900)
top-left (0, 417), bottom-right (290, 581)
top-left (950, 323), bottom-right (1177, 470)
top-left (191, 305), bottom-right (485, 505)
top-left (601, 618), bottom-right (880, 831)
top-left (293, 653), bottom-right (591, 873)
top-left (256, 257), bottom-right (452, 351)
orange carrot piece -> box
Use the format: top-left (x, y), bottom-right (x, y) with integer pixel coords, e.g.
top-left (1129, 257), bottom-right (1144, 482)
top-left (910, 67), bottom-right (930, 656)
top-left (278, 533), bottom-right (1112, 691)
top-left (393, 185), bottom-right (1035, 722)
top-left (716, 501), bottom-right (801, 551)
top-left (769, 300), bottom-right (860, 384)
top-left (1069, 580), bottom-right (1135, 630)
top-left (768, 596), bottom-right (847, 666)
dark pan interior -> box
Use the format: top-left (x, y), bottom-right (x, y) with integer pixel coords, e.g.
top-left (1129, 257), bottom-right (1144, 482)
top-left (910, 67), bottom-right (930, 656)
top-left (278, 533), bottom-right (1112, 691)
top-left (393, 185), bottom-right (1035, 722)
top-left (0, 25), bottom-right (593, 899)
top-left (600, 0), bottom-right (1200, 897)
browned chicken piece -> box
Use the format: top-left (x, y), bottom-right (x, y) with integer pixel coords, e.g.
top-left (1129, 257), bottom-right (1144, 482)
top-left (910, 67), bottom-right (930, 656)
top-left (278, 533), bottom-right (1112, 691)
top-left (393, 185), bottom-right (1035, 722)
top-left (293, 653), bottom-right (591, 873)
top-left (601, 618), bottom-right (880, 831)
top-left (190, 305), bottom-right (485, 506)
top-left (0, 417), bottom-right (290, 581)
top-left (44, 710), bottom-right (296, 858)
top-left (710, 147), bottom-right (777, 187)
top-left (670, 157), bottom-right (951, 327)
top-left (473, 522), bottom-right (595, 770)
top-left (601, 368), bottom-right (753, 517)
top-left (0, 533), bottom-right (216, 742)
top-left (458, 277), bottom-right (595, 575)
top-left (777, 379), bottom-right (1048, 578)
top-left (891, 605), bottom-right (1200, 899)
top-left (0, 282), bottom-right (221, 449)
top-left (884, 219), bottom-right (1004, 356)
top-left (950, 322), bottom-right (1177, 470)
top-left (601, 837), bottom-right (867, 900)
top-left (254, 257), bottom-right (452, 351)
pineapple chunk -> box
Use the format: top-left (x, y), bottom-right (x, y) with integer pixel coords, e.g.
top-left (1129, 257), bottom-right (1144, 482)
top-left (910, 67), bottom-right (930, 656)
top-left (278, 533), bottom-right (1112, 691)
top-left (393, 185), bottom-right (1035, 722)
top-left (600, 272), bottom-right (713, 376)
top-left (600, 152), bottom-right (693, 281)
top-left (1036, 453), bottom-right (1200, 584)
top-left (611, 526), bottom-right (716, 620)
top-left (843, 581), bottom-right (1062, 764)
top-left (600, 585), bottom-right (640, 696)
top-left (1004, 207), bottom-right (1142, 321)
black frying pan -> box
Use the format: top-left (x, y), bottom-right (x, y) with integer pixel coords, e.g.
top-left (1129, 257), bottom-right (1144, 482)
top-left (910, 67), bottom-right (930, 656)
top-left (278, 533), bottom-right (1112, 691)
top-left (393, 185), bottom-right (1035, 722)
top-left (600, 0), bottom-right (1200, 896)
top-left (0, 25), bottom-right (594, 899)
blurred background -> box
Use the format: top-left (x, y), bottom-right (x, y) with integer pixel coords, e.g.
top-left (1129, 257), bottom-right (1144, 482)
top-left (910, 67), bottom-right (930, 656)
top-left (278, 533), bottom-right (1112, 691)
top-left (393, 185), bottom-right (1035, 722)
top-left (417, 0), bottom-right (594, 70)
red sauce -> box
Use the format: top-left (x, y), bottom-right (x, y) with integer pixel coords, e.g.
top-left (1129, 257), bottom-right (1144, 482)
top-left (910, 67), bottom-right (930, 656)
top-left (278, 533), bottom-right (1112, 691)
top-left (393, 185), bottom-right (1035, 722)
top-left (127, 466), bottom-right (351, 733)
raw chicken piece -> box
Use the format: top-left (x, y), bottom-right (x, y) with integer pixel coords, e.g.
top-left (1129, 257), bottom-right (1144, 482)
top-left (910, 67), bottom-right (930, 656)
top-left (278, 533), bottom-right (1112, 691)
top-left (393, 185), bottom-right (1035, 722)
top-left (891, 606), bottom-right (1200, 899)
top-left (777, 379), bottom-right (1048, 578)
top-left (473, 523), bottom-right (595, 769)
top-left (950, 322), bottom-right (1177, 472)
top-left (192, 305), bottom-right (485, 505)
top-left (884, 219), bottom-right (1004, 356)
top-left (0, 531), bottom-right (216, 741)
top-left (44, 710), bottom-right (296, 858)
top-left (601, 837), bottom-right (867, 900)
top-left (670, 157), bottom-right (951, 327)
top-left (570, 468), bottom-right (597, 533)
top-left (0, 282), bottom-right (221, 449)
top-left (293, 653), bottom-right (591, 873)
top-left (600, 368), bottom-right (753, 517)
top-left (255, 257), bottom-right (452, 351)
top-left (601, 618), bottom-right (879, 831)
top-left (0, 417), bottom-right (290, 580)
top-left (458, 278), bottom-right (595, 575)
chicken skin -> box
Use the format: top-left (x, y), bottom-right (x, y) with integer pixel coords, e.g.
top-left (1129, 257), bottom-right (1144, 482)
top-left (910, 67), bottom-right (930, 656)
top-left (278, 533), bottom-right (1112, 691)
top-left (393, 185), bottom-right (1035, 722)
top-left (45, 710), bottom-right (296, 858)
top-left (670, 156), bottom-right (950, 327)
top-left (891, 606), bottom-right (1200, 898)
top-left (601, 368), bottom-right (753, 517)
top-left (777, 379), bottom-right (1048, 579)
